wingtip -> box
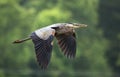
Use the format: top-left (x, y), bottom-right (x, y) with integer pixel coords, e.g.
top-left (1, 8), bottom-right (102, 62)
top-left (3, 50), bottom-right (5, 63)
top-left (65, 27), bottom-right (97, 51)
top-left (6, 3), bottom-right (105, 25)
top-left (39, 63), bottom-right (48, 70)
top-left (65, 52), bottom-right (76, 59)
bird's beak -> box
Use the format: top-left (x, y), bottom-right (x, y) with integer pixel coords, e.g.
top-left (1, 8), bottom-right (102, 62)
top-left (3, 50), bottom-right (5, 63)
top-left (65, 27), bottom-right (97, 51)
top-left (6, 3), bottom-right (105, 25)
top-left (73, 24), bottom-right (87, 28)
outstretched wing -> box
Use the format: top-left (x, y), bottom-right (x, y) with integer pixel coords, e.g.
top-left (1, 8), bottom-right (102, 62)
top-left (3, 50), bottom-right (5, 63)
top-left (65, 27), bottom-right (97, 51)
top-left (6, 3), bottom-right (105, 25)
top-left (31, 32), bottom-right (54, 69)
top-left (55, 32), bottom-right (76, 58)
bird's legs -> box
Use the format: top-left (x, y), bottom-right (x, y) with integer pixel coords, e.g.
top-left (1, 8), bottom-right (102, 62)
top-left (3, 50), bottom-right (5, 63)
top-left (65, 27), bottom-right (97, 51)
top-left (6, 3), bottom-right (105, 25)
top-left (13, 37), bottom-right (31, 44)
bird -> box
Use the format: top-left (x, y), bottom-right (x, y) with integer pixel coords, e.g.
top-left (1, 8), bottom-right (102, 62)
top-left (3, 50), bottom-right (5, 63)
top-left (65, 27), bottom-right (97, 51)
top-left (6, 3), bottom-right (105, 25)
top-left (13, 23), bottom-right (87, 69)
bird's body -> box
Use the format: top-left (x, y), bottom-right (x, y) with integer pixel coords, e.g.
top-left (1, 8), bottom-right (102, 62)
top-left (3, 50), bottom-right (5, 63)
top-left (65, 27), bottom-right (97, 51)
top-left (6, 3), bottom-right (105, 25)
top-left (34, 23), bottom-right (74, 40)
top-left (13, 23), bottom-right (87, 69)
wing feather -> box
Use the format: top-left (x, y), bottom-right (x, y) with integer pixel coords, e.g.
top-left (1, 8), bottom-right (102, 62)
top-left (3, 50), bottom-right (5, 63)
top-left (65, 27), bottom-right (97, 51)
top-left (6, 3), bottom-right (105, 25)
top-left (55, 32), bottom-right (76, 58)
top-left (31, 32), bottom-right (54, 69)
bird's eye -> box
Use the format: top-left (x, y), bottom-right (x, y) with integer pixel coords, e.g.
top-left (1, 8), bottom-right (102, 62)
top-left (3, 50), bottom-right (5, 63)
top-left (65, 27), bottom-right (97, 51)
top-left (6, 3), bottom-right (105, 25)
top-left (51, 27), bottom-right (59, 30)
top-left (68, 22), bottom-right (73, 24)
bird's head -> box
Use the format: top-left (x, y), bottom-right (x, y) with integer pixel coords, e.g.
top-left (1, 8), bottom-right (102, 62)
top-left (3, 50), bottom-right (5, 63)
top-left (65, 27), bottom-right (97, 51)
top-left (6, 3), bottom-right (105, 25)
top-left (67, 23), bottom-right (87, 28)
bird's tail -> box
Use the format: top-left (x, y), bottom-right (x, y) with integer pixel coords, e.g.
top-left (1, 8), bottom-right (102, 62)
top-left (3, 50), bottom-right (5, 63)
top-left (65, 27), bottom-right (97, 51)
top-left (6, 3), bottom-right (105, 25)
top-left (13, 37), bottom-right (31, 44)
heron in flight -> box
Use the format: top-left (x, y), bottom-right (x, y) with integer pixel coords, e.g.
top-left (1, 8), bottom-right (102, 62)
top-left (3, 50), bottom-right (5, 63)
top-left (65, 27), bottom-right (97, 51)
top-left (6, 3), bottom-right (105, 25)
top-left (13, 23), bottom-right (87, 69)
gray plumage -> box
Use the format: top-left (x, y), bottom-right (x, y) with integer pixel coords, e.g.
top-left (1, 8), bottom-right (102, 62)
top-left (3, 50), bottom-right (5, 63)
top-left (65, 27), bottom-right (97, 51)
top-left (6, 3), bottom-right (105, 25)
top-left (13, 23), bottom-right (87, 69)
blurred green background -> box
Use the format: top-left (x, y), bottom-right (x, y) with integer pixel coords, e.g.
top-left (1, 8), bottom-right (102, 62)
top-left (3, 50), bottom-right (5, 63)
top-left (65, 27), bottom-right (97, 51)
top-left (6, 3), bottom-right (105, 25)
top-left (0, 0), bottom-right (120, 77)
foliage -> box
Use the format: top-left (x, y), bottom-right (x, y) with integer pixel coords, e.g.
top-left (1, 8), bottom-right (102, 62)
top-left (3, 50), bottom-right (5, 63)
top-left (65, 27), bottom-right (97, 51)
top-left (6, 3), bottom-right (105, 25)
top-left (0, 0), bottom-right (119, 77)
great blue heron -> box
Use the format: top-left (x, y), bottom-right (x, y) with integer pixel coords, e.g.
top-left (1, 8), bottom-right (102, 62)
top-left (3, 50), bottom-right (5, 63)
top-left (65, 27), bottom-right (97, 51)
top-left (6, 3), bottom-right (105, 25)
top-left (13, 23), bottom-right (87, 69)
